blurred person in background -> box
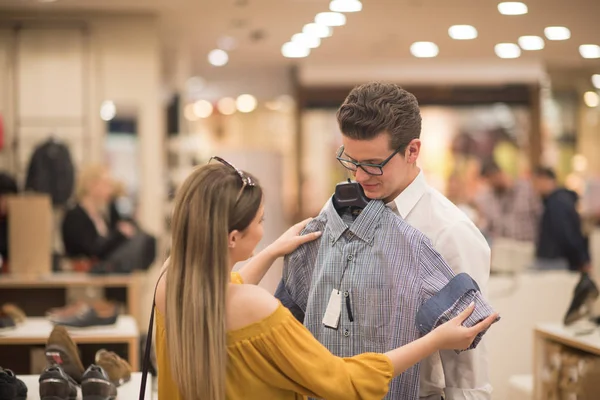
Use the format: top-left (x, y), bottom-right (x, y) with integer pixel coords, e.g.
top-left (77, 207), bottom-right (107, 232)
top-left (61, 165), bottom-right (155, 273)
top-left (0, 172), bottom-right (18, 271)
top-left (532, 166), bottom-right (591, 272)
top-left (476, 159), bottom-right (540, 243)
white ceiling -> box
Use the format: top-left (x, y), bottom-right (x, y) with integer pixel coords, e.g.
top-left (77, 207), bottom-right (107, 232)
top-left (1, 0), bottom-right (600, 75)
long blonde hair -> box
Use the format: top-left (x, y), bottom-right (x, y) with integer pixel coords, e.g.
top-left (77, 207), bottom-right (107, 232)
top-left (165, 163), bottom-right (262, 400)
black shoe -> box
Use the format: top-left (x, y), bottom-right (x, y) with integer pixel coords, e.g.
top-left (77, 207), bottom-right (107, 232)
top-left (39, 365), bottom-right (77, 400)
top-left (0, 367), bottom-right (28, 400)
top-left (81, 365), bottom-right (117, 400)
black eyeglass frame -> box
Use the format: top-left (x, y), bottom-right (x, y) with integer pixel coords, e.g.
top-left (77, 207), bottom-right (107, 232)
top-left (336, 145), bottom-right (404, 176)
top-left (208, 156), bottom-right (256, 201)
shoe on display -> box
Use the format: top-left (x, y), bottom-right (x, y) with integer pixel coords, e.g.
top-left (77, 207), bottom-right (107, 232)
top-left (39, 365), bottom-right (78, 400)
top-left (0, 304), bottom-right (26, 324)
top-left (95, 349), bottom-right (132, 387)
top-left (45, 326), bottom-right (86, 384)
top-left (0, 367), bottom-right (28, 400)
top-left (51, 301), bottom-right (119, 328)
top-left (81, 365), bottom-right (117, 400)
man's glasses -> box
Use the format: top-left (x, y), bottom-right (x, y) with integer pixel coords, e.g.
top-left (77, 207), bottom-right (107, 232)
top-left (208, 156), bottom-right (256, 201)
top-left (336, 145), bottom-right (403, 176)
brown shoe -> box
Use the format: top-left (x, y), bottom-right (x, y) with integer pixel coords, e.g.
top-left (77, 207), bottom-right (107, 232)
top-left (1, 303), bottom-right (26, 324)
top-left (45, 325), bottom-right (85, 384)
top-left (95, 349), bottom-right (132, 387)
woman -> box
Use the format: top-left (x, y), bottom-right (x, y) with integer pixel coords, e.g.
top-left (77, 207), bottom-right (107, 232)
top-left (154, 159), bottom-right (497, 400)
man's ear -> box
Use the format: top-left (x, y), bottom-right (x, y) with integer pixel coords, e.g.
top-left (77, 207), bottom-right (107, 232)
top-left (404, 139), bottom-right (421, 163)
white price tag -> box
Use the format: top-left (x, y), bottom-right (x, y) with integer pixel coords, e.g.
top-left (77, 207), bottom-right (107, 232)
top-left (322, 289), bottom-right (342, 329)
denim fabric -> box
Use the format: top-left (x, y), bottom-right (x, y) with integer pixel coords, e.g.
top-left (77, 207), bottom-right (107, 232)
top-left (416, 273), bottom-right (499, 353)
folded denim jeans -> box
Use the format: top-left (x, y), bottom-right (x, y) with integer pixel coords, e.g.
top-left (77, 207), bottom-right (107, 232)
top-left (416, 273), bottom-right (499, 353)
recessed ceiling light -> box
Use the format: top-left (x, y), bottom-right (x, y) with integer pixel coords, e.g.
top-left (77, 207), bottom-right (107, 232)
top-left (208, 49), bottom-right (229, 66)
top-left (329, 0), bottom-right (362, 12)
top-left (497, 2), bottom-right (528, 15)
top-left (281, 42), bottom-right (310, 58)
top-left (495, 43), bottom-right (521, 58)
top-left (303, 23), bottom-right (332, 38)
top-left (584, 91), bottom-right (599, 108)
top-left (410, 42), bottom-right (439, 58)
top-left (580, 45), bottom-right (600, 59)
top-left (100, 101), bottom-right (116, 121)
top-left (315, 12), bottom-right (346, 27)
top-left (193, 100), bottom-right (213, 119)
top-left (593, 74), bottom-right (600, 89)
top-left (518, 35), bottom-right (545, 50)
top-left (448, 25), bottom-right (478, 40)
top-left (236, 94), bottom-right (258, 113)
top-left (544, 26), bottom-right (571, 41)
top-left (292, 33), bottom-right (321, 49)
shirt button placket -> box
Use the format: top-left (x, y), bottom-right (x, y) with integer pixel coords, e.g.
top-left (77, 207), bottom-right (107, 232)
top-left (343, 329), bottom-right (350, 337)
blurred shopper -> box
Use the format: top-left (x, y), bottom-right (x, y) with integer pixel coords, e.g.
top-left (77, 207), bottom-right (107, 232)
top-left (532, 166), bottom-right (591, 272)
top-left (0, 172), bottom-right (18, 271)
top-left (151, 161), bottom-right (496, 400)
top-left (476, 159), bottom-right (540, 242)
top-left (61, 165), bottom-right (155, 273)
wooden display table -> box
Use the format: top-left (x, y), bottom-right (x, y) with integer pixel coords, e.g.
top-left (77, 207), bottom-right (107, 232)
top-left (19, 371), bottom-right (152, 399)
top-left (0, 272), bottom-right (144, 321)
top-left (533, 323), bottom-right (600, 400)
top-left (0, 316), bottom-right (140, 374)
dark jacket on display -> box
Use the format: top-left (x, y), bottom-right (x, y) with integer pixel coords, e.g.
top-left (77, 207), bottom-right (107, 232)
top-left (61, 205), bottom-right (127, 260)
top-left (536, 188), bottom-right (590, 271)
top-left (25, 138), bottom-right (75, 207)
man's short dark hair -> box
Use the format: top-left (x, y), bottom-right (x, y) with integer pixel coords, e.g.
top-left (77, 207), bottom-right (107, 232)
top-left (480, 159), bottom-right (501, 177)
top-left (336, 82), bottom-right (422, 153)
top-left (534, 166), bottom-right (557, 180)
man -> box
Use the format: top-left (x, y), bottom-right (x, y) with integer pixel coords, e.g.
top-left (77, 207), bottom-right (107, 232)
top-left (477, 160), bottom-right (540, 242)
top-left (532, 166), bottom-right (590, 272)
top-left (277, 82), bottom-right (491, 399)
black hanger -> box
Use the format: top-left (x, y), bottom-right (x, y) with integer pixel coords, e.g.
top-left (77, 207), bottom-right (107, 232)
top-left (332, 179), bottom-right (370, 214)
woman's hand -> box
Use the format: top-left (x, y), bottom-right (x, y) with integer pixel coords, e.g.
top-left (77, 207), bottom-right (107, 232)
top-left (267, 218), bottom-right (322, 258)
top-left (430, 303), bottom-right (499, 351)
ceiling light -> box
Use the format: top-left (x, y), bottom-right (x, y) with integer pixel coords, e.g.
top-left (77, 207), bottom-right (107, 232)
top-left (448, 25), bottom-right (478, 40)
top-left (193, 100), bottom-right (213, 118)
top-left (593, 74), bottom-right (600, 89)
top-left (329, 0), bottom-right (362, 12)
top-left (208, 49), bottom-right (228, 66)
top-left (584, 91), bottom-right (599, 108)
top-left (518, 35), bottom-right (545, 50)
top-left (292, 33), bottom-right (320, 49)
top-left (217, 97), bottom-right (237, 115)
top-left (544, 26), bottom-right (571, 41)
top-left (217, 36), bottom-right (238, 51)
top-left (236, 94), bottom-right (257, 113)
top-left (184, 104), bottom-right (199, 121)
top-left (315, 12), bottom-right (346, 27)
top-left (497, 2), bottom-right (528, 15)
top-left (303, 23), bottom-right (332, 38)
top-left (410, 42), bottom-right (439, 58)
top-left (495, 43), bottom-right (521, 58)
top-left (281, 42), bottom-right (310, 58)
top-left (100, 101), bottom-right (116, 121)
top-left (579, 44), bottom-right (600, 59)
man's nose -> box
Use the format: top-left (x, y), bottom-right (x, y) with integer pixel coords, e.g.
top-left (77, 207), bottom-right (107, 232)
top-left (354, 167), bottom-right (370, 182)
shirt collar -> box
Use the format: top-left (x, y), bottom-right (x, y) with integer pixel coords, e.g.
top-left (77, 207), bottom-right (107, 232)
top-left (392, 170), bottom-right (428, 218)
top-left (323, 198), bottom-right (386, 244)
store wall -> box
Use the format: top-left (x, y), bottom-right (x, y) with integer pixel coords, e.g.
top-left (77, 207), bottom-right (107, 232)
top-left (0, 13), bottom-right (165, 236)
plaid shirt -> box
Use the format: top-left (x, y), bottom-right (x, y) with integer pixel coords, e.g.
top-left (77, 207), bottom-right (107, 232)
top-left (280, 199), bottom-right (491, 400)
top-left (475, 179), bottom-right (541, 242)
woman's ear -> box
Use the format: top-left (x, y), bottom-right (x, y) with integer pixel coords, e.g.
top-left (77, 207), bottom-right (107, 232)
top-left (228, 230), bottom-right (239, 248)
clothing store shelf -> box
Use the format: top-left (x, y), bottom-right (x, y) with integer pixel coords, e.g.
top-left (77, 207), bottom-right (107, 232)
top-left (0, 272), bottom-right (144, 325)
top-left (0, 315), bottom-right (140, 371)
top-left (533, 323), bottom-right (600, 400)
top-left (18, 371), bottom-right (152, 399)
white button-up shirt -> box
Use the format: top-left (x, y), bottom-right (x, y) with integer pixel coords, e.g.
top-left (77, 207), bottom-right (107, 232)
top-left (391, 170), bottom-right (492, 400)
